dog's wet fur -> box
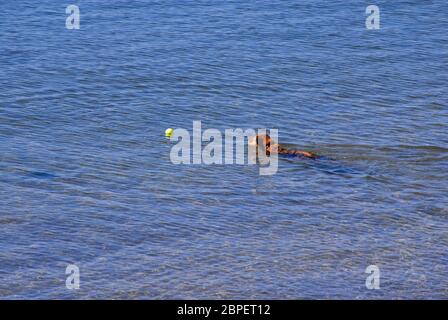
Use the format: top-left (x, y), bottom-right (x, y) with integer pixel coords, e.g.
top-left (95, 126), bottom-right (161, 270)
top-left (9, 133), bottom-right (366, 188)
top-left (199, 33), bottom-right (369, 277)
top-left (249, 134), bottom-right (318, 159)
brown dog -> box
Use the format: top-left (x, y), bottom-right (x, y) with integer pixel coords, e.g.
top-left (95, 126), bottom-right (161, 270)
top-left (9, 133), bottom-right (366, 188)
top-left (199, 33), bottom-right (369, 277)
top-left (248, 134), bottom-right (317, 159)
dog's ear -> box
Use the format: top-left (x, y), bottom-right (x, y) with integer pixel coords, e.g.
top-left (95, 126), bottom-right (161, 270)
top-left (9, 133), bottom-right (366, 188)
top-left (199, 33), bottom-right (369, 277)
top-left (255, 135), bottom-right (262, 146)
top-left (265, 135), bottom-right (271, 146)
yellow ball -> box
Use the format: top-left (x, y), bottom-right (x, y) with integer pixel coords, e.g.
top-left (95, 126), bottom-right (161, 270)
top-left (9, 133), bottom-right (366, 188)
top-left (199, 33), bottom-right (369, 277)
top-left (165, 128), bottom-right (174, 137)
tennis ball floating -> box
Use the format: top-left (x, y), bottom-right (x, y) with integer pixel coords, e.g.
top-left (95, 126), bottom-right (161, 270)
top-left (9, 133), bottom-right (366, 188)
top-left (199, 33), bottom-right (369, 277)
top-left (165, 128), bottom-right (174, 138)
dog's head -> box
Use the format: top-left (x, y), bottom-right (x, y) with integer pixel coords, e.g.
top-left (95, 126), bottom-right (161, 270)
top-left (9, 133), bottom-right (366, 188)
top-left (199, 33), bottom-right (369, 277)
top-left (248, 134), bottom-right (272, 148)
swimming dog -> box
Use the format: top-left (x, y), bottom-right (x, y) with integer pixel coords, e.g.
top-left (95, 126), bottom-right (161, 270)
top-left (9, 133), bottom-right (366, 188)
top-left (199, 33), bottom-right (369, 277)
top-left (248, 134), bottom-right (318, 159)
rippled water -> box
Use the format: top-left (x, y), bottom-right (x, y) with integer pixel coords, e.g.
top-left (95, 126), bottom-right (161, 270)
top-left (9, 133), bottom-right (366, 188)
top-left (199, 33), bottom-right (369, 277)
top-left (1, 0), bottom-right (447, 299)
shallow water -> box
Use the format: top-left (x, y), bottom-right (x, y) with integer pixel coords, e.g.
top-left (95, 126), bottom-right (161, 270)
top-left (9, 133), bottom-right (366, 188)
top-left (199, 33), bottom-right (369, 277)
top-left (0, 0), bottom-right (447, 299)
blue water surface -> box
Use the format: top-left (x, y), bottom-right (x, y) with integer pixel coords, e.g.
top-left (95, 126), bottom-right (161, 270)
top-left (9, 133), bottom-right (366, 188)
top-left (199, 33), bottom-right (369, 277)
top-left (0, 0), bottom-right (447, 299)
